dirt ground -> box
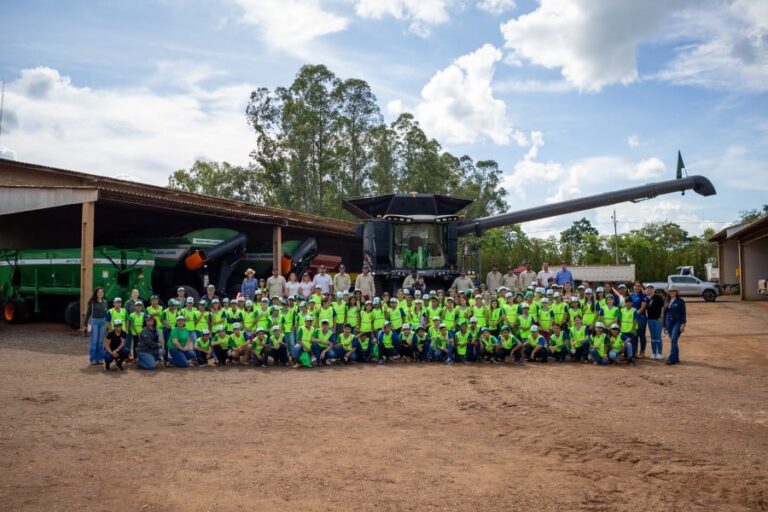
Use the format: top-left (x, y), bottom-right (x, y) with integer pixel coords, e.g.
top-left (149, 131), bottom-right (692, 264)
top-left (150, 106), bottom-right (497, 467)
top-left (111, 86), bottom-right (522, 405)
top-left (0, 298), bottom-right (767, 512)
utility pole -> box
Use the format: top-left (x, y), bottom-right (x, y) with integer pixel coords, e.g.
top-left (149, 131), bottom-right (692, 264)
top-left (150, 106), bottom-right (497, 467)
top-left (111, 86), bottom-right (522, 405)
top-left (611, 209), bottom-right (619, 264)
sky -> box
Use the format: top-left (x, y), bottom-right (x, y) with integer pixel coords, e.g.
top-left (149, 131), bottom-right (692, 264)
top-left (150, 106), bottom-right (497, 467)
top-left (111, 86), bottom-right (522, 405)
top-left (1, 0), bottom-right (767, 238)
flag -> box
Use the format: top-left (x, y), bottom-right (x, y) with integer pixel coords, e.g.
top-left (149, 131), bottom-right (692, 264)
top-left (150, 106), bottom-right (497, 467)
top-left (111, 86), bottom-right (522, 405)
top-left (676, 151), bottom-right (685, 179)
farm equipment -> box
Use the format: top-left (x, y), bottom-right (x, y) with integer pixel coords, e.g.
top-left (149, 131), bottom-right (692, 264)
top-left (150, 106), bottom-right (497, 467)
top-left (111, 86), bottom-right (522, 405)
top-left (0, 247), bottom-right (154, 327)
top-left (343, 174), bottom-right (716, 293)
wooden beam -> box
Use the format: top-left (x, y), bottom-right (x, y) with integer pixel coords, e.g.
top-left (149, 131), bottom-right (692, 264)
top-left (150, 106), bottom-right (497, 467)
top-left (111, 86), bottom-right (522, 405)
top-left (273, 225), bottom-right (282, 273)
top-left (80, 201), bottom-right (95, 329)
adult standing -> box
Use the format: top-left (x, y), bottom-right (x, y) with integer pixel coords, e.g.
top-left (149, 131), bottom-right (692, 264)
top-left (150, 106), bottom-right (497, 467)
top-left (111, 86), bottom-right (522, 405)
top-left (502, 266), bottom-right (518, 290)
top-left (285, 272), bottom-right (301, 298)
top-left (333, 264), bottom-right (351, 294)
top-left (86, 287), bottom-right (108, 365)
top-left (266, 267), bottom-right (287, 298)
top-left (450, 270), bottom-right (474, 292)
top-left (355, 265), bottom-right (375, 300)
top-left (486, 264), bottom-right (503, 293)
top-left (630, 281), bottom-right (649, 357)
top-left (645, 284), bottom-right (664, 359)
top-left (312, 265), bottom-right (334, 295)
top-left (518, 262), bottom-right (537, 289)
top-left (537, 262), bottom-right (557, 288)
top-left (241, 268), bottom-right (258, 300)
top-left (662, 286), bottom-right (686, 365)
top-left (298, 272), bottom-right (314, 298)
top-left (555, 261), bottom-right (574, 287)
top-left (203, 284), bottom-right (218, 304)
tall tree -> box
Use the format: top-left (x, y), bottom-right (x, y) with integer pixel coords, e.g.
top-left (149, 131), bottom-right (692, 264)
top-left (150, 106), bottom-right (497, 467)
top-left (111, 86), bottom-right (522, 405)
top-left (169, 160), bottom-right (259, 202)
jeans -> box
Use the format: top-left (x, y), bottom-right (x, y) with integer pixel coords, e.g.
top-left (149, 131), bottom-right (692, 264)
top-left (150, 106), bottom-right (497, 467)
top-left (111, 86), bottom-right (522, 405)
top-left (591, 349), bottom-right (608, 365)
top-left (284, 331), bottom-right (296, 355)
top-left (169, 348), bottom-right (196, 367)
top-left (88, 318), bottom-right (107, 363)
top-left (636, 315), bottom-right (648, 354)
top-left (666, 322), bottom-right (682, 363)
top-left (104, 348), bottom-right (129, 367)
top-left (136, 350), bottom-right (159, 370)
top-left (609, 343), bottom-right (633, 362)
top-left (648, 319), bottom-right (662, 356)
top-left (431, 343), bottom-right (453, 363)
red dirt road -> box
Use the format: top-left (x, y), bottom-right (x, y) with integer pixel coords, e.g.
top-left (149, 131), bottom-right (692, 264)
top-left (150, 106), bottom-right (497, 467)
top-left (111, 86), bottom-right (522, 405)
top-left (0, 299), bottom-right (767, 511)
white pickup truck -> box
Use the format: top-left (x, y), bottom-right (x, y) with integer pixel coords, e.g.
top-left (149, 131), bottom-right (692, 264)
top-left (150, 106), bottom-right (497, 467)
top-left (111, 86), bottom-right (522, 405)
top-left (645, 274), bottom-right (721, 302)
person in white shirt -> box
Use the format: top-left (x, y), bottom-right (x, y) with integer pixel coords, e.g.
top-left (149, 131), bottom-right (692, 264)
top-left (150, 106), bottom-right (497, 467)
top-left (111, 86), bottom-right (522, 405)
top-left (265, 267), bottom-right (287, 298)
top-left (502, 266), bottom-right (518, 290)
top-left (537, 262), bottom-right (557, 288)
top-left (355, 265), bottom-right (375, 299)
top-left (518, 262), bottom-right (537, 289)
top-left (284, 272), bottom-right (301, 298)
top-left (486, 264), bottom-right (503, 292)
top-left (312, 265), bottom-right (333, 295)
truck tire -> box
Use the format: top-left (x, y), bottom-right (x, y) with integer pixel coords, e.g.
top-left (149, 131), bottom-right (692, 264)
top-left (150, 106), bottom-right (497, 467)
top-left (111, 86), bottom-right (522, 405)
top-left (176, 285), bottom-right (200, 304)
top-left (702, 289), bottom-right (717, 302)
top-left (64, 301), bottom-right (81, 329)
top-left (373, 275), bottom-right (385, 298)
top-left (3, 299), bottom-right (27, 324)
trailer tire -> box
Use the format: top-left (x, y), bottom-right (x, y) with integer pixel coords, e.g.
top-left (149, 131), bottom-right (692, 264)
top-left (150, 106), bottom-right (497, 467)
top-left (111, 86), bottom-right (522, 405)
top-left (3, 300), bottom-right (27, 324)
top-left (702, 289), bottom-right (717, 302)
top-left (64, 301), bottom-right (81, 329)
top-left (176, 285), bottom-right (200, 304)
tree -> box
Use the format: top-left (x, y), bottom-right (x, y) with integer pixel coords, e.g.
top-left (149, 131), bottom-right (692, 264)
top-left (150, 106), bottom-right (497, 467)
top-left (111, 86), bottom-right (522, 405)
top-left (454, 157), bottom-right (508, 219)
top-left (736, 205), bottom-right (768, 223)
top-left (169, 160), bottom-right (259, 202)
top-left (559, 218), bottom-right (599, 264)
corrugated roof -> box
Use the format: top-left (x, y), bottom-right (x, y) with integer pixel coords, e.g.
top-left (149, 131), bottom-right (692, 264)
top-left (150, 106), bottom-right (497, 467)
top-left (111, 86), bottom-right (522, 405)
top-left (0, 158), bottom-right (357, 237)
top-left (709, 215), bottom-right (768, 243)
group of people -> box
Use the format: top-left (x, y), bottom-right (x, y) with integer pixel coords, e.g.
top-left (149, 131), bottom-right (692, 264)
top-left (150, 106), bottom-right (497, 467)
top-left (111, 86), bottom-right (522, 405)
top-left (85, 260), bottom-right (687, 371)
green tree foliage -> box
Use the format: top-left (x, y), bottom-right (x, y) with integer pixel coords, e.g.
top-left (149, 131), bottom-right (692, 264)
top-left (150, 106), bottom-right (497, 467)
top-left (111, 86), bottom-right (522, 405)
top-left (168, 160), bottom-right (259, 202)
top-left (736, 204), bottom-right (768, 223)
top-left (560, 218), bottom-right (600, 264)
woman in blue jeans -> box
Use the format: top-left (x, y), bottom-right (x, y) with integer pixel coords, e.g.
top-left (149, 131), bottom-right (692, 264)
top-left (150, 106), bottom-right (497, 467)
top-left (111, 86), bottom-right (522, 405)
top-left (86, 287), bottom-right (108, 365)
top-left (136, 315), bottom-right (161, 370)
top-left (662, 286), bottom-right (686, 365)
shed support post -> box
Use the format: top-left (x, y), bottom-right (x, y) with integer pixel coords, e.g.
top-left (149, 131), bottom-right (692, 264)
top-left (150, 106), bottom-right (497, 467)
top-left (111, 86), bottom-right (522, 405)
top-left (80, 201), bottom-right (95, 329)
top-left (273, 225), bottom-right (282, 273)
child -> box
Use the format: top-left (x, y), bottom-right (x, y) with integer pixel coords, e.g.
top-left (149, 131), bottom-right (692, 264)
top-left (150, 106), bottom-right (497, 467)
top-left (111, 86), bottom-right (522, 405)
top-left (496, 325), bottom-right (522, 366)
top-left (590, 322), bottom-right (609, 365)
top-left (478, 328), bottom-right (497, 362)
top-left (397, 323), bottom-right (415, 360)
top-left (249, 328), bottom-right (269, 367)
top-left (103, 318), bottom-right (129, 371)
top-left (413, 326), bottom-right (430, 362)
top-left (228, 323), bottom-right (249, 364)
top-left (376, 322), bottom-right (400, 364)
top-left (167, 316), bottom-right (196, 368)
top-left (619, 297), bottom-right (639, 356)
top-left (608, 323), bottom-right (635, 365)
top-left (569, 316), bottom-right (590, 363)
top-left (194, 329), bottom-right (213, 366)
top-left (453, 321), bottom-right (472, 363)
top-left (336, 323), bottom-right (360, 363)
top-left (431, 324), bottom-right (453, 365)
top-left (127, 300), bottom-right (146, 360)
top-left (211, 325), bottom-right (231, 366)
top-left (265, 325), bottom-right (289, 367)
top-left (547, 323), bottom-right (567, 363)
top-left (523, 325), bottom-right (548, 362)
top-left (311, 319), bottom-right (336, 366)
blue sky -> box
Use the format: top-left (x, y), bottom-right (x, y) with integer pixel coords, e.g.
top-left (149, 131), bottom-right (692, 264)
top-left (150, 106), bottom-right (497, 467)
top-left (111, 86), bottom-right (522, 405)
top-left (1, 0), bottom-right (767, 237)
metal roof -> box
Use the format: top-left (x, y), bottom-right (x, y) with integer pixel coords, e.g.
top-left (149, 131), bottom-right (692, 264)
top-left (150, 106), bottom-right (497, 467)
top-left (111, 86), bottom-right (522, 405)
top-left (0, 158), bottom-right (357, 237)
top-left (709, 215), bottom-right (768, 243)
top-left (342, 193), bottom-right (473, 219)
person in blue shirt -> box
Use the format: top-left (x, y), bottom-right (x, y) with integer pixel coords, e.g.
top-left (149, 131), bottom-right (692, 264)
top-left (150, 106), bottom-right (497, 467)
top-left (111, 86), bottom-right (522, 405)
top-left (555, 261), bottom-right (574, 287)
top-left (630, 281), bottom-right (650, 357)
top-left (376, 322), bottom-right (401, 364)
top-left (662, 286), bottom-right (686, 365)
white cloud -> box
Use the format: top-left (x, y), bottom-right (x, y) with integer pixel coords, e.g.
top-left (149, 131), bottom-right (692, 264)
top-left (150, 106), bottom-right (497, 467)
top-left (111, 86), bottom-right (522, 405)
top-left (386, 98), bottom-right (404, 117)
top-left (500, 0), bottom-right (694, 91)
top-left (477, 0), bottom-right (516, 15)
top-left (233, 0), bottom-right (348, 53)
top-left (500, 0), bottom-right (768, 93)
top-left (501, 131), bottom-right (564, 198)
top-left (657, 0), bottom-right (768, 92)
top-left (1, 66), bottom-right (254, 185)
top-left (627, 134), bottom-right (639, 148)
top-left (412, 44), bottom-right (520, 145)
top-left (355, 0), bottom-right (451, 36)
top-left (493, 78), bottom-right (574, 93)
top-left (0, 146), bottom-right (17, 160)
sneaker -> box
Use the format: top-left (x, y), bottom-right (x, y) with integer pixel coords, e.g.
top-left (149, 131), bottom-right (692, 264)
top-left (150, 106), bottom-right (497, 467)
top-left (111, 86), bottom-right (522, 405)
top-left (104, 361), bottom-right (111, 370)
top-left (378, 359), bottom-right (385, 365)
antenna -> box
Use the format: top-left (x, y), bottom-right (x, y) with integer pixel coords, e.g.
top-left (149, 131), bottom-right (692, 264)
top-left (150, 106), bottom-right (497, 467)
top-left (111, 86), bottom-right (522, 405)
top-left (611, 209), bottom-right (619, 264)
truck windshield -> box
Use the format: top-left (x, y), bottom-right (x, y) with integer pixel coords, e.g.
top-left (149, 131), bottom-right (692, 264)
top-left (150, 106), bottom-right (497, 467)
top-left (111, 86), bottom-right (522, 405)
top-left (393, 223), bottom-right (445, 269)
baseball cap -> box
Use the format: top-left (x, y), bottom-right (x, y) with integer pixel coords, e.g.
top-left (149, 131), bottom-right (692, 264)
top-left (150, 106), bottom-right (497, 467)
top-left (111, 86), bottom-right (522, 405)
top-left (232, 322), bottom-right (241, 329)
top-left (113, 319), bottom-right (122, 325)
top-left (113, 297), bottom-right (122, 303)
top-left (610, 323), bottom-right (620, 330)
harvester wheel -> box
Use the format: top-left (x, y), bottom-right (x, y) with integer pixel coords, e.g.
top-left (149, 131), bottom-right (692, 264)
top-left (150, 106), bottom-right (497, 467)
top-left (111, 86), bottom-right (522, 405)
top-left (373, 275), bottom-right (385, 298)
top-left (3, 299), bottom-right (27, 324)
top-left (64, 301), bottom-right (81, 329)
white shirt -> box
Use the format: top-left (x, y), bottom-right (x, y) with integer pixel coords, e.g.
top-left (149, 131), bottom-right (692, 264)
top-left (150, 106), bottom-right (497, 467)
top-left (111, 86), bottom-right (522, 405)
top-left (312, 273), bottom-right (333, 294)
top-left (537, 269), bottom-right (557, 287)
top-left (285, 281), bottom-right (301, 298)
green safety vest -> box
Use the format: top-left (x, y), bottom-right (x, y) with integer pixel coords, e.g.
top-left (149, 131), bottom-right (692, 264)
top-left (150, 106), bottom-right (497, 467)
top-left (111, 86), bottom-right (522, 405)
top-left (243, 310), bottom-right (258, 332)
top-left (346, 306), bottom-right (359, 328)
top-left (442, 308), bottom-right (458, 330)
top-left (332, 302), bottom-right (347, 324)
top-left (568, 307), bottom-right (582, 329)
top-left (414, 334), bottom-right (428, 350)
top-left (480, 335), bottom-right (497, 351)
top-left (389, 307), bottom-right (404, 330)
top-left (549, 331), bottom-right (565, 351)
top-left (318, 306), bottom-right (335, 327)
top-left (195, 310), bottom-right (210, 332)
top-left (256, 307), bottom-right (270, 329)
top-left (472, 306), bottom-right (487, 327)
top-left (250, 334), bottom-right (266, 354)
top-left (108, 307), bottom-right (127, 328)
top-left (146, 305), bottom-right (163, 327)
top-left (582, 302), bottom-right (597, 325)
top-left (569, 325), bottom-right (588, 348)
top-left (314, 328), bottom-right (333, 348)
top-left (297, 325), bottom-right (314, 352)
top-left (518, 315), bottom-right (534, 340)
top-left (454, 330), bottom-right (471, 356)
top-left (227, 309), bottom-right (244, 333)
top-left (380, 331), bottom-right (395, 349)
top-left (360, 310), bottom-right (374, 333)
top-left (601, 305), bottom-right (619, 326)
top-left (620, 308), bottom-right (636, 334)
top-left (213, 333), bottom-right (230, 349)
top-left (210, 310), bottom-right (226, 331)
top-left (339, 333), bottom-right (356, 351)
top-left (195, 336), bottom-right (212, 351)
top-left (500, 334), bottom-right (520, 350)
top-left (372, 309), bottom-right (386, 330)
top-left (538, 309), bottom-right (554, 331)
top-left (230, 332), bottom-right (247, 348)
top-left (128, 311), bottom-right (144, 335)
top-left (552, 302), bottom-right (568, 325)
top-left (610, 334), bottom-right (626, 352)
top-left (591, 333), bottom-right (607, 358)
top-left (489, 308), bottom-right (502, 329)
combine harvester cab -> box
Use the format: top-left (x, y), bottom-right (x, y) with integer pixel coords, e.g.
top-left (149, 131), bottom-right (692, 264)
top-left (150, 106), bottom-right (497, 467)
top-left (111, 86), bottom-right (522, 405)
top-left (0, 247), bottom-right (154, 326)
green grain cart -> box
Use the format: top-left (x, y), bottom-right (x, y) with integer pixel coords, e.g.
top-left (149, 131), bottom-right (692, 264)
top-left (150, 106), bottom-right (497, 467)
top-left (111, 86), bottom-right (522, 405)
top-left (0, 247), bottom-right (154, 327)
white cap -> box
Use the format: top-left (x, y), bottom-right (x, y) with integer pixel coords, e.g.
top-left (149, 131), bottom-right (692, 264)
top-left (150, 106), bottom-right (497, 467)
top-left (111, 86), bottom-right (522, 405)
top-left (402, 323), bottom-right (411, 330)
top-left (113, 297), bottom-right (122, 303)
top-left (596, 287), bottom-right (605, 293)
top-left (585, 288), bottom-right (593, 294)
top-left (373, 297), bottom-right (381, 304)
top-left (201, 328), bottom-right (210, 335)
top-left (212, 298), bottom-right (220, 303)
top-left (336, 291), bottom-right (343, 298)
top-left (314, 284), bottom-right (322, 289)
top-left (272, 325), bottom-right (281, 331)
top-left (365, 300), bottom-right (372, 305)
top-left (438, 323), bottom-right (446, 328)
top-left (553, 292), bottom-right (560, 298)
top-left (545, 289), bottom-right (553, 295)
top-left (403, 290), bottom-right (410, 295)
top-left (216, 325), bottom-right (225, 332)
top-left (245, 300), bottom-right (253, 307)
top-left (530, 325), bottom-right (539, 332)
top-left (610, 323), bottom-right (620, 330)
top-left (389, 297), bottom-right (397, 302)
top-left (383, 321), bottom-right (391, 327)
top-left (505, 292), bottom-right (513, 298)
top-left (595, 321), bottom-right (605, 329)
top-left (177, 287), bottom-right (185, 292)
top-left (342, 290), bottom-right (350, 295)
top-left (432, 316), bottom-right (440, 321)
top-left (176, 316), bottom-right (186, 323)
top-left (261, 297), bottom-right (269, 302)
top-left (414, 299), bottom-right (423, 304)
top-left (521, 303), bottom-right (530, 309)
top-left (304, 315), bottom-right (314, 321)
top-left (113, 319), bottom-right (123, 325)
top-left (186, 297), bottom-right (194, 303)
top-left (470, 316), bottom-right (478, 323)
top-left (232, 322), bottom-right (241, 329)
top-left (541, 298), bottom-right (550, 303)
top-left (474, 294), bottom-right (482, 299)
top-left (414, 290), bottom-right (422, 296)
top-left (571, 296), bottom-right (580, 302)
